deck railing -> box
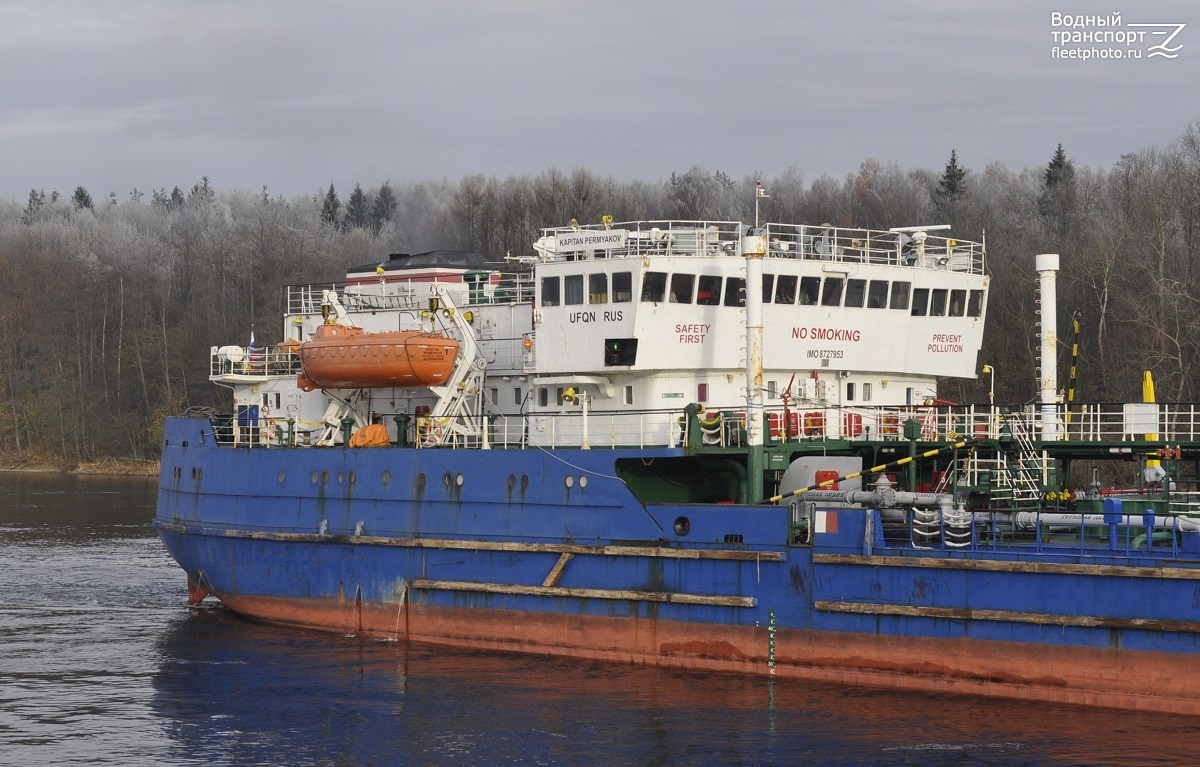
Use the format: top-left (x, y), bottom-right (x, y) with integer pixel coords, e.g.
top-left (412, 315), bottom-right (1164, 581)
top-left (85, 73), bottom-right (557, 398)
top-left (205, 400), bottom-right (1200, 452)
top-left (534, 220), bottom-right (985, 275)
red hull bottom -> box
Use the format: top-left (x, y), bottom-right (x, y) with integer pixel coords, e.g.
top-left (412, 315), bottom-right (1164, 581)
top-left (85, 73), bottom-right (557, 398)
top-left (215, 591), bottom-right (1200, 716)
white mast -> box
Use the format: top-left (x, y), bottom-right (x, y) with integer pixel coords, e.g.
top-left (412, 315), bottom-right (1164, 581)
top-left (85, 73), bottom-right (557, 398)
top-left (1036, 253), bottom-right (1060, 441)
top-left (743, 228), bottom-right (767, 447)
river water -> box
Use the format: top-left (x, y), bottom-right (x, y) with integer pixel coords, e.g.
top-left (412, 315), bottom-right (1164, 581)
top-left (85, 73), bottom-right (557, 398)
top-left (1, 472), bottom-right (1197, 766)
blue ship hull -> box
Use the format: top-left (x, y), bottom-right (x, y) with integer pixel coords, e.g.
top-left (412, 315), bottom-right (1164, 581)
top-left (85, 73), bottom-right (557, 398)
top-left (155, 416), bottom-right (1200, 714)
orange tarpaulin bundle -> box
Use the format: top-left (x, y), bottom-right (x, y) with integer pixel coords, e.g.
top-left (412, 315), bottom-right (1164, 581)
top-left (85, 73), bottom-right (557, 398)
top-left (348, 423), bottom-right (390, 447)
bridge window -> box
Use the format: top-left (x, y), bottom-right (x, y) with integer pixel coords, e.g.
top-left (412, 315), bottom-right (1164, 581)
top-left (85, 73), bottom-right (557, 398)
top-left (821, 277), bottom-right (844, 306)
top-left (844, 279), bottom-right (866, 308)
top-left (588, 273), bottom-right (608, 304)
top-left (641, 271), bottom-right (667, 302)
top-left (669, 273), bottom-right (695, 303)
top-left (613, 272), bottom-right (632, 302)
top-left (890, 281), bottom-right (911, 310)
top-left (565, 275), bottom-right (584, 305)
top-left (930, 289), bottom-right (948, 316)
top-left (541, 276), bottom-right (560, 307)
top-left (800, 277), bottom-right (820, 305)
top-left (967, 289), bottom-right (984, 317)
top-left (775, 275), bottom-right (797, 304)
top-left (724, 277), bottom-right (745, 307)
top-left (911, 288), bottom-right (929, 316)
top-left (948, 289), bottom-right (966, 316)
top-left (867, 280), bottom-right (888, 308)
top-left (697, 275), bottom-right (722, 306)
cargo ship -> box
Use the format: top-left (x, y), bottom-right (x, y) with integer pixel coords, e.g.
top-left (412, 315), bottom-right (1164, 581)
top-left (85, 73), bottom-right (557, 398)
top-left (156, 216), bottom-right (1200, 714)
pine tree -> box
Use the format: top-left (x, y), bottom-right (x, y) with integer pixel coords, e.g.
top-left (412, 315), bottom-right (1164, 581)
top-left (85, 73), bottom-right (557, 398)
top-left (370, 182), bottom-right (398, 234)
top-left (72, 186), bottom-right (94, 211)
top-left (1044, 143), bottom-right (1075, 189)
top-left (344, 183), bottom-right (369, 230)
top-left (22, 189), bottom-right (45, 225)
top-left (320, 183), bottom-right (340, 226)
top-left (937, 150), bottom-right (967, 201)
top-left (1040, 143), bottom-right (1077, 240)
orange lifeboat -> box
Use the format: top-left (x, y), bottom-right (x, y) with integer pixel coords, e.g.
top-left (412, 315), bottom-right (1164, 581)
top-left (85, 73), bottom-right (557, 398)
top-left (295, 325), bottom-right (459, 391)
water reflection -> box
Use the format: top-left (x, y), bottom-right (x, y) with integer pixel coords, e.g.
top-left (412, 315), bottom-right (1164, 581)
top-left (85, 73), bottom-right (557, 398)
top-left (149, 609), bottom-right (1199, 767)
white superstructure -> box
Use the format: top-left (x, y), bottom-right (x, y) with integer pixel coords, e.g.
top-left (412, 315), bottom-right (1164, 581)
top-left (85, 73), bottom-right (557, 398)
top-left (207, 220), bottom-right (988, 450)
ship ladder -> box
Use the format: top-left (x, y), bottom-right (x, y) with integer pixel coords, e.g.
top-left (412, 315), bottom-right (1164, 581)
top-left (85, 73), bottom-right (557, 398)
top-left (999, 413), bottom-right (1046, 505)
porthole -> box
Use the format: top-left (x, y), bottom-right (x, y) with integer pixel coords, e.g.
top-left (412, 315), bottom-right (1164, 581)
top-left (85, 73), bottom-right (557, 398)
top-left (311, 470), bottom-right (320, 485)
top-left (381, 469), bottom-right (392, 486)
top-left (278, 470), bottom-right (286, 484)
top-left (507, 474), bottom-right (517, 490)
top-left (520, 474), bottom-right (529, 490)
top-left (337, 471), bottom-right (346, 484)
top-left (416, 473), bottom-right (427, 492)
top-left (443, 471), bottom-right (454, 490)
top-left (348, 470), bottom-right (356, 485)
top-left (197, 467), bottom-right (203, 481)
top-left (674, 516), bottom-right (691, 536)
top-left (579, 475), bottom-right (588, 489)
top-left (565, 475), bottom-right (575, 489)
top-left (321, 469), bottom-right (329, 485)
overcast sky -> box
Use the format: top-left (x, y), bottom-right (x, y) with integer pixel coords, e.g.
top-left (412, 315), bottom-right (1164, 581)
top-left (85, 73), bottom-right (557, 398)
top-left (2, 0), bottom-right (1197, 202)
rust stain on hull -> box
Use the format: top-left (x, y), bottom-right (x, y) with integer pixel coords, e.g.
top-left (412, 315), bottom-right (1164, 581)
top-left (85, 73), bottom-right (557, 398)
top-left (211, 591), bottom-right (1200, 716)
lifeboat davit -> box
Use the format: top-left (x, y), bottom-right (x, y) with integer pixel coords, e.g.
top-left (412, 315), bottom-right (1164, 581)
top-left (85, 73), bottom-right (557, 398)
top-left (295, 325), bottom-right (459, 391)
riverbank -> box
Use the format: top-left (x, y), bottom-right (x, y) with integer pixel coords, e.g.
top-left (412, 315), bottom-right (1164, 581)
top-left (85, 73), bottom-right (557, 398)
top-left (0, 456), bottom-right (160, 476)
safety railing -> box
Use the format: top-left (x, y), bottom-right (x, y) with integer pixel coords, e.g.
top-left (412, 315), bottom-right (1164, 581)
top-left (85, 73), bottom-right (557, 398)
top-left (533, 220), bottom-right (985, 275)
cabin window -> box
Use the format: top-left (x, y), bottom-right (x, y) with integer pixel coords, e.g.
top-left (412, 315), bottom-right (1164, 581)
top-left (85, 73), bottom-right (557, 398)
top-left (564, 275), bottom-right (584, 305)
top-left (588, 273), bottom-right (608, 304)
top-left (775, 275), bottom-right (797, 304)
top-left (513, 387), bottom-right (522, 405)
top-left (844, 279), bottom-right (866, 308)
top-left (767, 380), bottom-right (777, 400)
top-left (613, 272), bottom-right (633, 303)
top-left (556, 387), bottom-right (566, 405)
top-left (967, 289), bottom-right (984, 317)
top-left (541, 276), bottom-right (560, 307)
top-left (799, 276), bottom-right (820, 305)
top-left (697, 382), bottom-right (709, 402)
top-left (948, 289), bottom-right (966, 317)
top-left (862, 382), bottom-right (872, 402)
top-left (489, 388), bottom-right (498, 405)
top-left (669, 273), bottom-right (695, 303)
top-left (821, 277), bottom-right (844, 306)
top-left (697, 275), bottom-right (722, 306)
top-left (641, 271), bottom-right (667, 302)
top-left (890, 281), bottom-right (911, 310)
top-left (930, 289), bottom-right (948, 316)
top-left (723, 277), bottom-right (746, 307)
top-left (867, 280), bottom-right (888, 309)
top-left (624, 385), bottom-right (633, 405)
top-left (762, 274), bottom-right (774, 303)
top-left (539, 387), bottom-right (549, 407)
top-left (846, 382), bottom-right (856, 401)
top-left (911, 288), bottom-right (929, 316)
